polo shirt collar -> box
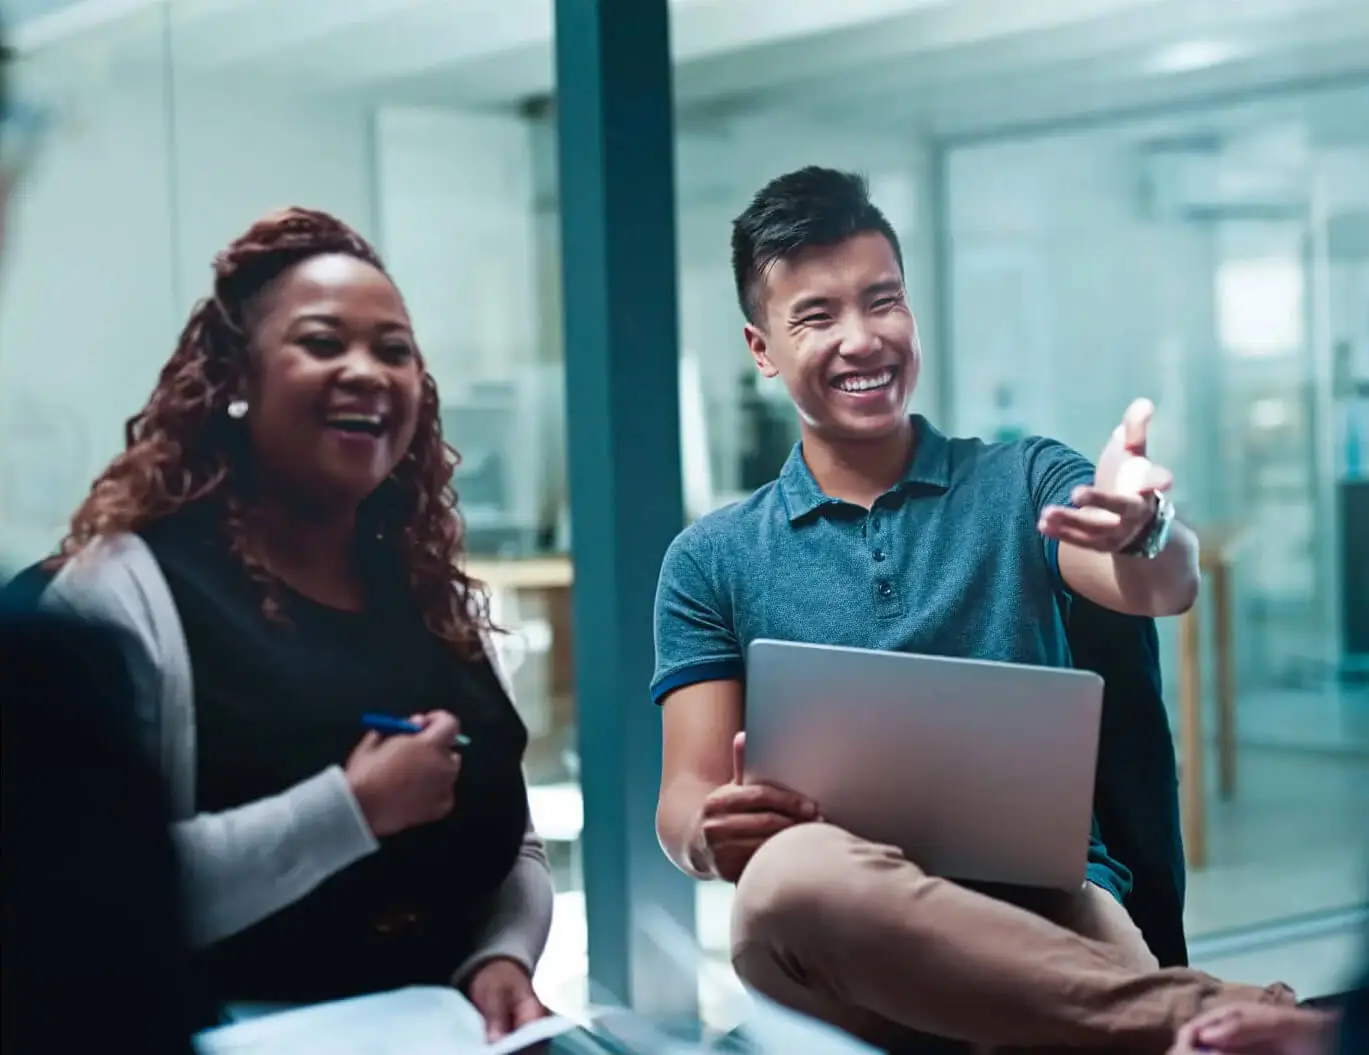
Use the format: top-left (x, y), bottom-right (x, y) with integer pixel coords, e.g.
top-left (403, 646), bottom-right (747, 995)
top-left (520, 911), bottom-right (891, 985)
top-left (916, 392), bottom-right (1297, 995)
top-left (778, 414), bottom-right (952, 523)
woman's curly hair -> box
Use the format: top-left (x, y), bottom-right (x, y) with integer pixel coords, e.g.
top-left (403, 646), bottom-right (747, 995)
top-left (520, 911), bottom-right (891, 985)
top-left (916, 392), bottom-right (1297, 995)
top-left (55, 206), bottom-right (490, 656)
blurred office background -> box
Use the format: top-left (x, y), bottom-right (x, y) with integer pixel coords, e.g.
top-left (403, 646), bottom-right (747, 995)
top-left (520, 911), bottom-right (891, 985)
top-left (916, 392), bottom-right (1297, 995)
top-left (2, 0), bottom-right (1367, 1027)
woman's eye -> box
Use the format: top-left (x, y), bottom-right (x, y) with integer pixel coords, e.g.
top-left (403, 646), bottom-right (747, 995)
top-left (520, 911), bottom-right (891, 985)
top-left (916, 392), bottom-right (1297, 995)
top-left (299, 335), bottom-right (343, 355)
top-left (380, 343), bottom-right (414, 361)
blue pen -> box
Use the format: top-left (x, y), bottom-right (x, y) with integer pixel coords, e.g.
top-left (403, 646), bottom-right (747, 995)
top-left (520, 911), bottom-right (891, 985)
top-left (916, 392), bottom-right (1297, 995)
top-left (361, 712), bottom-right (471, 749)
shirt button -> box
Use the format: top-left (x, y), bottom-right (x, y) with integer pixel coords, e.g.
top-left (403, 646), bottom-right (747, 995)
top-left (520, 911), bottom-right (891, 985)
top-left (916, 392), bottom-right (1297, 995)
top-left (873, 549), bottom-right (887, 562)
top-left (877, 580), bottom-right (893, 598)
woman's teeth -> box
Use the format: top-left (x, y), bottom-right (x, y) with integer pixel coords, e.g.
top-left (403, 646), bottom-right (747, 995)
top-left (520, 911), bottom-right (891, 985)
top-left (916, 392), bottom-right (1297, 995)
top-left (326, 413), bottom-right (385, 434)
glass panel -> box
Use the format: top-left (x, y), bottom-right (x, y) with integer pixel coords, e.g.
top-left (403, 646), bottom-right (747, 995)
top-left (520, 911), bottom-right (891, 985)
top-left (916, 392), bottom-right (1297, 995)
top-left (945, 84), bottom-right (1369, 960)
top-left (4, 0), bottom-right (583, 1019)
top-left (665, 0), bottom-right (1369, 1021)
top-left (165, 0), bottom-right (581, 1014)
top-left (0, 5), bottom-right (177, 567)
top-left (8, 0), bottom-right (1368, 1031)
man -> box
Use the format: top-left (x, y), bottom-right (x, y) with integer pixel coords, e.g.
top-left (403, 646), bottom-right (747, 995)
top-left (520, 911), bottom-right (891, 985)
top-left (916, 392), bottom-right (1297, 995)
top-left (651, 166), bottom-right (1290, 1053)
top-left (0, 31), bottom-right (200, 1053)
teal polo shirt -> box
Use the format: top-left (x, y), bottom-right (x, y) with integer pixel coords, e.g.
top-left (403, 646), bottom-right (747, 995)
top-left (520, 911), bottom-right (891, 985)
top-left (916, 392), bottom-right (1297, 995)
top-left (651, 415), bottom-right (1132, 901)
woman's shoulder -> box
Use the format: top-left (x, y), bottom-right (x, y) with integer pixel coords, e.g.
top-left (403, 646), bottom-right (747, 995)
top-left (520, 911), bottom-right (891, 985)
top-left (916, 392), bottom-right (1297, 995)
top-left (44, 527), bottom-right (186, 636)
top-left (67, 507), bottom-right (226, 590)
top-left (51, 532), bottom-right (155, 590)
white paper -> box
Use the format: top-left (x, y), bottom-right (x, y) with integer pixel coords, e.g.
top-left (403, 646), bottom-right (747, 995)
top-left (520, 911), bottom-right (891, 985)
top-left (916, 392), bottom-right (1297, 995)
top-left (195, 986), bottom-right (576, 1055)
top-left (486, 1012), bottom-right (578, 1054)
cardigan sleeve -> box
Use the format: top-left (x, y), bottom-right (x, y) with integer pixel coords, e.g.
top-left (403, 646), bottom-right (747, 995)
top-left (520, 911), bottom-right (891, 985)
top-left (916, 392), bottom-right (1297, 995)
top-left (450, 813), bottom-right (556, 985)
top-left (42, 539), bottom-right (380, 948)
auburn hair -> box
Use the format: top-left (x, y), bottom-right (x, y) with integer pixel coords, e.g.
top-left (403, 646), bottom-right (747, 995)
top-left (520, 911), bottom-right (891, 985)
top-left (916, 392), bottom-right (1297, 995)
top-left (55, 206), bottom-right (490, 656)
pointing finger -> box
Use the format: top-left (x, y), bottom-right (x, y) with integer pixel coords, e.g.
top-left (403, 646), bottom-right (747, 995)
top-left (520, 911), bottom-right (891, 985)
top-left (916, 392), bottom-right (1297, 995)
top-left (1122, 398), bottom-right (1154, 455)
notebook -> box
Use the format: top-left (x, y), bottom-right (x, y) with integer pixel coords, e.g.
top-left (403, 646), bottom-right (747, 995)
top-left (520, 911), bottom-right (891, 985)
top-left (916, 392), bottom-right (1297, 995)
top-left (194, 986), bottom-right (576, 1055)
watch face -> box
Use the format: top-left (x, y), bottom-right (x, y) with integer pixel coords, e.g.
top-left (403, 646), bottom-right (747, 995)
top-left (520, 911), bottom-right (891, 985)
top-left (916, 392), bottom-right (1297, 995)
top-left (1144, 496), bottom-right (1175, 557)
top-left (1124, 493), bottom-right (1172, 558)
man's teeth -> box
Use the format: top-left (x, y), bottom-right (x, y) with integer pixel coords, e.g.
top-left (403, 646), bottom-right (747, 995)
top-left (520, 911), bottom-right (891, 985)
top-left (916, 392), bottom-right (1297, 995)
top-left (835, 370), bottom-right (893, 393)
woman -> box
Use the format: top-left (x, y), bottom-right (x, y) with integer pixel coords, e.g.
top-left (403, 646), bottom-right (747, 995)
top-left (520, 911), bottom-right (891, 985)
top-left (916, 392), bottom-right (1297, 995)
top-left (41, 208), bottom-right (553, 1039)
top-left (1168, 1001), bottom-right (1353, 1055)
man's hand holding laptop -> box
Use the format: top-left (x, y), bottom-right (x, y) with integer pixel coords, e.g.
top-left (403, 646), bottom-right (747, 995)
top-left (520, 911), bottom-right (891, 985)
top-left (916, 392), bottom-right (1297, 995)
top-left (694, 732), bottom-right (822, 883)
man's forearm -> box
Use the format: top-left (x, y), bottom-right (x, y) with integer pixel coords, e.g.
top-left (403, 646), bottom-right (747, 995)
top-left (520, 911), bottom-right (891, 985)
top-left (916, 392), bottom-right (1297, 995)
top-left (1060, 518), bottom-right (1200, 617)
top-left (1116, 517), bottom-right (1200, 615)
top-left (656, 777), bottom-right (719, 880)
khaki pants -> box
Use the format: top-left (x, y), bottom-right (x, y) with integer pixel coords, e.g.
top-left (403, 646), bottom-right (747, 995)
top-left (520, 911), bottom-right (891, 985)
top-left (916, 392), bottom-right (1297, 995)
top-left (731, 824), bottom-right (1292, 1054)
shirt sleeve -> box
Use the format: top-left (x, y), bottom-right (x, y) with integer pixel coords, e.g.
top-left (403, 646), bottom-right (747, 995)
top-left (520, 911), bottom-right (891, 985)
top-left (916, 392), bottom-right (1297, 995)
top-left (1085, 817), bottom-right (1134, 904)
top-left (1021, 436), bottom-right (1097, 591)
top-left (650, 525), bottom-right (744, 705)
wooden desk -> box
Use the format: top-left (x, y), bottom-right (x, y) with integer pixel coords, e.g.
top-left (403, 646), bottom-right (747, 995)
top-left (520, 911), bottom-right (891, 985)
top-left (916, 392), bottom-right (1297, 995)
top-left (466, 556), bottom-right (577, 775)
top-left (466, 555), bottom-right (574, 591)
top-left (1178, 528), bottom-right (1243, 871)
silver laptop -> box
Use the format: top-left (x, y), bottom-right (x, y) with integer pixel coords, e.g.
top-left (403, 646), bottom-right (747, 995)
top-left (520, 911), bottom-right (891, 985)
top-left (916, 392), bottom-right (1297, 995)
top-left (744, 638), bottom-right (1105, 891)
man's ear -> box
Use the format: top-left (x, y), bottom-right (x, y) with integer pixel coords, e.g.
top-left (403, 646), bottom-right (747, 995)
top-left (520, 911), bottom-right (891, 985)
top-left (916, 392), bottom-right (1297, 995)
top-left (744, 323), bottom-right (779, 379)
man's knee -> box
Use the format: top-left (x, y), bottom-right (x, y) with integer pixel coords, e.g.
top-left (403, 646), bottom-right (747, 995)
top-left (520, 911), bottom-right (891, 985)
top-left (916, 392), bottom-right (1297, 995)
top-left (732, 822), bottom-right (873, 950)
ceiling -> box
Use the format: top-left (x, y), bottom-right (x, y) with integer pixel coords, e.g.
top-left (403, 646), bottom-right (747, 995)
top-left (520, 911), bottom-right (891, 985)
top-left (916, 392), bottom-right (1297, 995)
top-left (12, 0), bottom-right (1369, 138)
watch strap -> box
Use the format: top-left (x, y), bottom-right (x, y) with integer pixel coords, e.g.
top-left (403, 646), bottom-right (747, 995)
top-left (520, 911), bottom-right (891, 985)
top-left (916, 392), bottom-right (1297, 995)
top-left (1120, 492), bottom-right (1174, 558)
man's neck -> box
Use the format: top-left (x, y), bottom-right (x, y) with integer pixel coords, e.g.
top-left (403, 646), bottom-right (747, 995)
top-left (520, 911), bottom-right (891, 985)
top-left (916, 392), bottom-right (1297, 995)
top-left (799, 417), bottom-right (916, 509)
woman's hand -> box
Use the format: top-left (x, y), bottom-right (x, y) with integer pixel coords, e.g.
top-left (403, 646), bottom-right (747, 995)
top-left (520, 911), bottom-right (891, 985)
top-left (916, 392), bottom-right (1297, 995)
top-left (463, 957), bottom-right (548, 1041)
top-left (344, 710), bottom-right (462, 837)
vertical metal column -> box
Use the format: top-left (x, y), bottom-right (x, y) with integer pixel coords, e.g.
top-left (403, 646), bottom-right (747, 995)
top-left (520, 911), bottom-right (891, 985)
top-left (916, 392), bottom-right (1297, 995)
top-left (553, 0), bottom-right (698, 1018)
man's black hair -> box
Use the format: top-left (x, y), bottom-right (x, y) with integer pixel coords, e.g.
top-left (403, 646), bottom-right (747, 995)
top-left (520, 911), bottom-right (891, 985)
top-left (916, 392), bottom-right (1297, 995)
top-left (730, 166), bottom-right (904, 326)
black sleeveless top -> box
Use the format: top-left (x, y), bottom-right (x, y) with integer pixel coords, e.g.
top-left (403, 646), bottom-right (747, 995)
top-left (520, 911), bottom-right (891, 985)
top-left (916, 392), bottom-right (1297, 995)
top-left (141, 509), bottom-right (529, 1005)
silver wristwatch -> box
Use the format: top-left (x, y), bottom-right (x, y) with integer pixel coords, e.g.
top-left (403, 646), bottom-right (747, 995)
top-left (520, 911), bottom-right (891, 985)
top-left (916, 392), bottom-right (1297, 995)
top-left (1120, 491), bottom-right (1175, 559)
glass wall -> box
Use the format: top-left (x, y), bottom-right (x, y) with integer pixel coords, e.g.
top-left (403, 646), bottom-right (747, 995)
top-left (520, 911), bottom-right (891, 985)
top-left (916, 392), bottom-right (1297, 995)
top-left (1, 0), bottom-right (587, 1014)
top-left (665, 0), bottom-right (1369, 1018)
top-left (942, 80), bottom-right (1369, 989)
top-left (1, 5), bottom-right (178, 564)
top-left (666, 107), bottom-right (946, 1024)
top-left (4, 0), bottom-right (1367, 1029)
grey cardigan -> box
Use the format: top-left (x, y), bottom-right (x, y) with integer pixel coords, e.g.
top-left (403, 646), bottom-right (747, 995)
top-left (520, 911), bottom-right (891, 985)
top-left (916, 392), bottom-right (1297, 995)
top-left (42, 533), bottom-right (554, 985)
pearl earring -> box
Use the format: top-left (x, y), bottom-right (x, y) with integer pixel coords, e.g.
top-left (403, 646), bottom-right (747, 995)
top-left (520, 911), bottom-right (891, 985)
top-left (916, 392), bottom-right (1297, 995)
top-left (227, 399), bottom-right (248, 420)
